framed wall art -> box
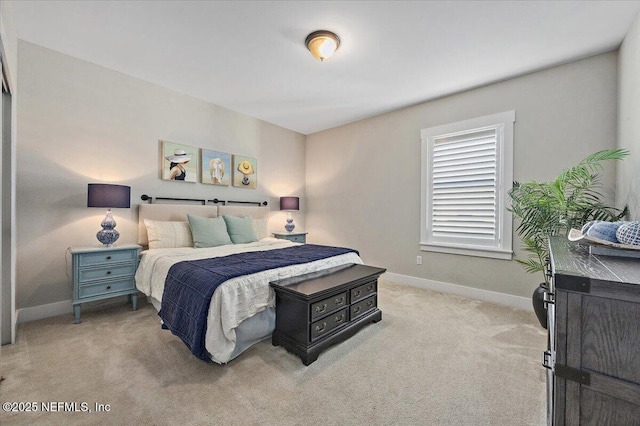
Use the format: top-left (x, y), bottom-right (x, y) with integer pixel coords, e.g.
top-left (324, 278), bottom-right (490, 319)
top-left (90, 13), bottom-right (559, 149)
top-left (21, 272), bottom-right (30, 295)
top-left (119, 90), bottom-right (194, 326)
top-left (232, 155), bottom-right (257, 189)
top-left (201, 149), bottom-right (230, 186)
top-left (160, 140), bottom-right (198, 183)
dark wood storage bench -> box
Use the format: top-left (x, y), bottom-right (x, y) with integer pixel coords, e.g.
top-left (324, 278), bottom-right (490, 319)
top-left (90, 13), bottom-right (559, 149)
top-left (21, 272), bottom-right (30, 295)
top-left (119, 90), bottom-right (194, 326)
top-left (270, 263), bottom-right (386, 365)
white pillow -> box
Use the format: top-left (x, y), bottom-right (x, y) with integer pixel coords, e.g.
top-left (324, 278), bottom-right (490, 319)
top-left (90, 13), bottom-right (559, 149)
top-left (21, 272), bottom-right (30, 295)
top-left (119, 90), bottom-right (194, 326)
top-left (144, 219), bottom-right (193, 249)
top-left (253, 217), bottom-right (269, 240)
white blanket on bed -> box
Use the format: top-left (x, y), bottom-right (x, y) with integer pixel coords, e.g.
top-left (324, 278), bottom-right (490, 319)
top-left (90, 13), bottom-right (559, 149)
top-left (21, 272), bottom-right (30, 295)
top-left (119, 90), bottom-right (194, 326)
top-left (135, 238), bottom-right (362, 363)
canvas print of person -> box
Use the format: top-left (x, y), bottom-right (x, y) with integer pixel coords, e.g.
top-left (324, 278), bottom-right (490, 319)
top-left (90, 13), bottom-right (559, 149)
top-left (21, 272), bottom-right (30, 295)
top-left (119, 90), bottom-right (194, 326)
top-left (232, 155), bottom-right (257, 189)
top-left (201, 149), bottom-right (230, 185)
top-left (161, 141), bottom-right (197, 183)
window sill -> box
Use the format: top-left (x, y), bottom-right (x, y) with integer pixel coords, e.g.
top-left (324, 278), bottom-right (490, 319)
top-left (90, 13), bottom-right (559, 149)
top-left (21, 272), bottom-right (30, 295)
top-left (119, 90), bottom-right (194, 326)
top-left (420, 243), bottom-right (513, 260)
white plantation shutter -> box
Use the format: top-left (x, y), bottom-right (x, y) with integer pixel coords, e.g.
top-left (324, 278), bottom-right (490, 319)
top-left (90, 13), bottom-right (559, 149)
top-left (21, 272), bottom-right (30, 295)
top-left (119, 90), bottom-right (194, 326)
top-left (431, 128), bottom-right (498, 243)
top-left (420, 111), bottom-right (514, 259)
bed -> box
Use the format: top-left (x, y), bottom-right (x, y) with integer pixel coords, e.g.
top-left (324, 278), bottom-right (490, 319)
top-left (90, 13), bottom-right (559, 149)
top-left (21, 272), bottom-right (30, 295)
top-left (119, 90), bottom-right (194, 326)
top-left (134, 203), bottom-right (363, 363)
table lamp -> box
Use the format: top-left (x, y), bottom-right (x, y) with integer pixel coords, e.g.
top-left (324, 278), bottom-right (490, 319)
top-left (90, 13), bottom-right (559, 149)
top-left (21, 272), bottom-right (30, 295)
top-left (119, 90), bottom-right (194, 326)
top-left (87, 183), bottom-right (131, 246)
top-left (280, 196), bottom-right (299, 233)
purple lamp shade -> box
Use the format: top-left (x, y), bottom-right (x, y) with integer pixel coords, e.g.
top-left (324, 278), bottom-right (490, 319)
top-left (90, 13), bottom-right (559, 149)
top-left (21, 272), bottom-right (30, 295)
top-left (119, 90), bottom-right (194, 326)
top-left (87, 183), bottom-right (130, 246)
top-left (280, 196), bottom-right (299, 211)
top-left (87, 184), bottom-right (131, 208)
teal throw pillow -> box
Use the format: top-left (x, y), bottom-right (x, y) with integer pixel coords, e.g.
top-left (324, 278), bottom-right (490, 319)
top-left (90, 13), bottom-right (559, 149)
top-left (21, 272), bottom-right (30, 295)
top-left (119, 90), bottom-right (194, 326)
top-left (222, 215), bottom-right (258, 244)
top-left (187, 215), bottom-right (232, 248)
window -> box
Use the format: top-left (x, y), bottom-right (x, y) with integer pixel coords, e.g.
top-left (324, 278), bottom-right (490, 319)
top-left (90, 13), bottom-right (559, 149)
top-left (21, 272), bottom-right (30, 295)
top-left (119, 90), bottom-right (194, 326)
top-left (420, 111), bottom-right (515, 260)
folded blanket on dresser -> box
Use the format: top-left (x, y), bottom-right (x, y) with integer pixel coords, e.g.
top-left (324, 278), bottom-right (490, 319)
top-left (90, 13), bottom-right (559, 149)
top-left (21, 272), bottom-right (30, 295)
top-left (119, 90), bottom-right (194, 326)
top-left (159, 244), bottom-right (359, 360)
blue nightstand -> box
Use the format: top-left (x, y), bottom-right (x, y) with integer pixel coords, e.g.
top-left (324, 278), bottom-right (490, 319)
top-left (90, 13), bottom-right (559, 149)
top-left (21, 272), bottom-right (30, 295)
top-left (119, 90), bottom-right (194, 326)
top-left (273, 232), bottom-right (307, 244)
top-left (70, 244), bottom-right (141, 323)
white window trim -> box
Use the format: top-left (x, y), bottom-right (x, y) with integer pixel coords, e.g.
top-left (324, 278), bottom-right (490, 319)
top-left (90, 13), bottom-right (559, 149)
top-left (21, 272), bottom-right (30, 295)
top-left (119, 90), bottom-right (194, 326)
top-left (420, 111), bottom-right (515, 260)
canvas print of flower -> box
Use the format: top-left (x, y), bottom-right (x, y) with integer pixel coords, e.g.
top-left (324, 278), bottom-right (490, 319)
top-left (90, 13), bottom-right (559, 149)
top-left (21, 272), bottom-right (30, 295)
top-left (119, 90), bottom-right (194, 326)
top-left (201, 149), bottom-right (230, 186)
top-left (232, 155), bottom-right (257, 189)
top-left (161, 140), bottom-right (198, 183)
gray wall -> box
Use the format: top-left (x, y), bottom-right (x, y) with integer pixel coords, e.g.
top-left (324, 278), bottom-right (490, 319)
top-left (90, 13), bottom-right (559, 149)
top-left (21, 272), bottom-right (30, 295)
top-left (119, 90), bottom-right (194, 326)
top-left (306, 53), bottom-right (619, 299)
top-left (16, 41), bottom-right (306, 310)
top-left (617, 12), bottom-right (640, 220)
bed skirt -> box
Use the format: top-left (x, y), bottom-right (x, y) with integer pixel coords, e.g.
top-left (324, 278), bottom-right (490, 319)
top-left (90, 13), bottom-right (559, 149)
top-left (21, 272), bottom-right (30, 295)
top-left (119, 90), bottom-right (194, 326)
top-left (146, 295), bottom-right (275, 364)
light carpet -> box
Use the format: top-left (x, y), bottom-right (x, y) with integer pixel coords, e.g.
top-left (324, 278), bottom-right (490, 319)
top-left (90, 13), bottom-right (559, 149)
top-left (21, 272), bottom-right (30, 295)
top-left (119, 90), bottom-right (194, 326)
top-left (0, 280), bottom-right (546, 425)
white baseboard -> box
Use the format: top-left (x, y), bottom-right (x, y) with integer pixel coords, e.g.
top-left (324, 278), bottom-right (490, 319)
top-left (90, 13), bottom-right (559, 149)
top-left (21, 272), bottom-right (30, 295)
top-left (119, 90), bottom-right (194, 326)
top-left (16, 300), bottom-right (73, 324)
top-left (16, 275), bottom-right (531, 325)
top-left (16, 296), bottom-right (133, 325)
top-left (383, 272), bottom-right (532, 311)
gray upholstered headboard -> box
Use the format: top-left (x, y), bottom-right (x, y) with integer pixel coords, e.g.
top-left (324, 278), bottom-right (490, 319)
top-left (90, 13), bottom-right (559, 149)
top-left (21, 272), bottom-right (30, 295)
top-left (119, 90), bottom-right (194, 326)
top-left (137, 204), bottom-right (270, 246)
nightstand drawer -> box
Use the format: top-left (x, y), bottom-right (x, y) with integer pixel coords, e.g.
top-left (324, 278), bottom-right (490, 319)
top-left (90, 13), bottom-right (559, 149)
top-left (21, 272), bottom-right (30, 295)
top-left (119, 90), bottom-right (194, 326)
top-left (310, 291), bottom-right (348, 321)
top-left (351, 280), bottom-right (377, 303)
top-left (79, 250), bottom-right (137, 267)
top-left (78, 263), bottom-right (137, 283)
top-left (77, 277), bottom-right (135, 299)
top-left (310, 308), bottom-right (349, 342)
top-left (273, 233), bottom-right (307, 244)
top-left (351, 295), bottom-right (377, 320)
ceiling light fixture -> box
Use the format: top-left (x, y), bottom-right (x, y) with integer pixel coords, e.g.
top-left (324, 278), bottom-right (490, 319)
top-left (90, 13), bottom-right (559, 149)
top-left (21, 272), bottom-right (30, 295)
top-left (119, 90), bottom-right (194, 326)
top-left (305, 30), bottom-right (340, 62)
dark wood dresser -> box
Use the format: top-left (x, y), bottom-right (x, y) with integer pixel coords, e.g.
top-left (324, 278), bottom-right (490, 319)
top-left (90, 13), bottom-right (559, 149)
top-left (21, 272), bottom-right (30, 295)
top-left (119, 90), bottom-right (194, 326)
top-left (547, 237), bottom-right (640, 425)
top-left (270, 263), bottom-right (385, 365)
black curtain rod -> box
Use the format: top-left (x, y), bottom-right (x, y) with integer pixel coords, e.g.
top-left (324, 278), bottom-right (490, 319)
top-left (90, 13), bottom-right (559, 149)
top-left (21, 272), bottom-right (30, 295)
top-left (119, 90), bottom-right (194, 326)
top-left (140, 194), bottom-right (267, 206)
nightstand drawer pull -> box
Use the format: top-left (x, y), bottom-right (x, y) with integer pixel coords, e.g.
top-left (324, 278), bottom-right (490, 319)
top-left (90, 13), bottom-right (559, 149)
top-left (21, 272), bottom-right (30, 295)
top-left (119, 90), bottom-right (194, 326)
top-left (315, 322), bottom-right (327, 333)
top-left (366, 285), bottom-right (373, 292)
top-left (335, 296), bottom-right (344, 305)
top-left (315, 303), bottom-right (327, 314)
top-left (367, 300), bottom-right (374, 307)
top-left (353, 289), bottom-right (361, 297)
top-left (354, 306), bottom-right (361, 314)
top-left (335, 313), bottom-right (345, 323)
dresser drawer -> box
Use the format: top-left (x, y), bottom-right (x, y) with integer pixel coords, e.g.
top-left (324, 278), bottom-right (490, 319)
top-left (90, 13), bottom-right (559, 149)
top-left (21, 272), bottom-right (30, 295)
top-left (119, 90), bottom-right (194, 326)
top-left (287, 234), bottom-right (305, 243)
top-left (310, 308), bottom-right (348, 342)
top-left (351, 295), bottom-right (377, 320)
top-left (310, 291), bottom-right (348, 321)
top-left (78, 263), bottom-right (137, 283)
top-left (351, 280), bottom-right (377, 303)
top-left (78, 250), bottom-right (137, 267)
top-left (77, 277), bottom-right (136, 299)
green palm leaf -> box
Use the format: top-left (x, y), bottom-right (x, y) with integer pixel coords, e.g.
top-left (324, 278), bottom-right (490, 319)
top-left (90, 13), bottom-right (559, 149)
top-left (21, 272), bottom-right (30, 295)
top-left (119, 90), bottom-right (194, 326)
top-left (508, 148), bottom-right (628, 285)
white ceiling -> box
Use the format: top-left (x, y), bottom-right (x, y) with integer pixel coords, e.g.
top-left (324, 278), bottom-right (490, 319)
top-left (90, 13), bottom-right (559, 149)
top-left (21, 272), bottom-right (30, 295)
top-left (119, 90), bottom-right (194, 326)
top-left (12, 1), bottom-right (640, 135)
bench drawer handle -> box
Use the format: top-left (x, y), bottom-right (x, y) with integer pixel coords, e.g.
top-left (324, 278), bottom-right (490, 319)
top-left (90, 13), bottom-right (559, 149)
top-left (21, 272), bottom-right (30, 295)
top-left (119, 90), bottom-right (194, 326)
top-left (315, 303), bottom-right (327, 313)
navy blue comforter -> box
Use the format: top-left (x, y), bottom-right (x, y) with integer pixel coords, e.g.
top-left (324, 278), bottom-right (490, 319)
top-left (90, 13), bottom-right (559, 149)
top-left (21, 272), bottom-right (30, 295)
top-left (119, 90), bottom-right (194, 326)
top-left (159, 244), bottom-right (359, 360)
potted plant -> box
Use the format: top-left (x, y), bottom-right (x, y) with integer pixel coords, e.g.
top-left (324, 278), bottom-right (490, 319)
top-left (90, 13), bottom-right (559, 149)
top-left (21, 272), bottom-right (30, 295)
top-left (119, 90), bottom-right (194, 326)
top-left (508, 148), bottom-right (628, 328)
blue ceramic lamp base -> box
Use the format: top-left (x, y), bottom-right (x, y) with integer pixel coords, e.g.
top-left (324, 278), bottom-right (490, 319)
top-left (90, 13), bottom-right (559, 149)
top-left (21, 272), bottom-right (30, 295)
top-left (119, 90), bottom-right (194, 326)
top-left (285, 212), bottom-right (295, 233)
top-left (97, 210), bottom-right (120, 246)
